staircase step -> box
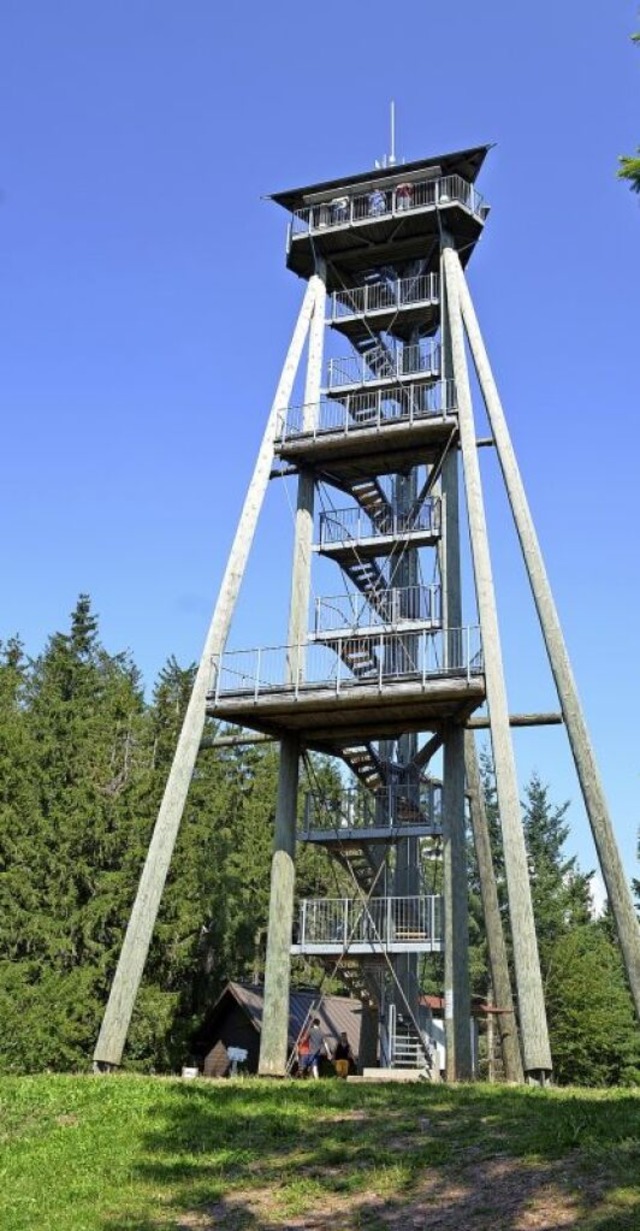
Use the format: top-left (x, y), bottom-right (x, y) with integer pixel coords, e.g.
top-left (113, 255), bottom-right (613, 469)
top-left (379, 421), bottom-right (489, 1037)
top-left (361, 1068), bottom-right (425, 1083)
top-left (345, 478), bottom-right (392, 528)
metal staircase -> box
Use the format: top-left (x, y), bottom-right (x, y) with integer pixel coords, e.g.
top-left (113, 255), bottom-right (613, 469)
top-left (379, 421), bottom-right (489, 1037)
top-left (340, 742), bottom-right (387, 791)
top-left (291, 236), bottom-right (451, 1066)
top-left (345, 477), bottom-right (393, 528)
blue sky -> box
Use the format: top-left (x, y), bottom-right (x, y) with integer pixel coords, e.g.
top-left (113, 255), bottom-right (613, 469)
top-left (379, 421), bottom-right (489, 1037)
top-left (1, 2), bottom-right (639, 889)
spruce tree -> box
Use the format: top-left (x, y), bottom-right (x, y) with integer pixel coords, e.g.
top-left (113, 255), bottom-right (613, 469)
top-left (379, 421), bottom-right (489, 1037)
top-left (0, 602), bottom-right (351, 1073)
top-left (546, 923), bottom-right (640, 1086)
top-left (0, 597), bottom-right (152, 1070)
top-left (521, 773), bottom-right (592, 981)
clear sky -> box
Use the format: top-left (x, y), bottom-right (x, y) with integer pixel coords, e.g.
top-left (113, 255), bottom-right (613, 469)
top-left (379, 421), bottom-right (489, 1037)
top-left (1, 2), bottom-right (639, 890)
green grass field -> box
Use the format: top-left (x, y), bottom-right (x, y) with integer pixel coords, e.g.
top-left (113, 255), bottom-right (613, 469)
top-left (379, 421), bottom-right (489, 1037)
top-left (1, 1075), bottom-right (640, 1230)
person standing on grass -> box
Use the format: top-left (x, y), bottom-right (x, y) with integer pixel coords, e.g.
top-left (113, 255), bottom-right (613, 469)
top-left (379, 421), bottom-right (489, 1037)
top-left (296, 1029), bottom-right (311, 1077)
top-left (333, 1032), bottom-right (354, 1079)
top-left (306, 1017), bottom-right (328, 1079)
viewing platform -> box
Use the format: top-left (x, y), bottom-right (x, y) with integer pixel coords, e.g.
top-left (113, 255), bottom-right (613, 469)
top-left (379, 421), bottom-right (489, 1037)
top-left (274, 174), bottom-right (488, 286)
top-left (274, 380), bottom-right (458, 480)
top-left (326, 341), bottom-right (440, 396)
top-left (291, 895), bottom-right (444, 956)
top-left (269, 147), bottom-right (491, 286)
top-left (316, 499), bottom-right (441, 562)
top-left (301, 782), bottom-right (442, 844)
top-left (329, 273), bottom-right (440, 344)
top-left (207, 627), bottom-right (485, 744)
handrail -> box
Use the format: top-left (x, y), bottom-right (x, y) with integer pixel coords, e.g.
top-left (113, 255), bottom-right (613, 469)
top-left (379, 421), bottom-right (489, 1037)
top-left (302, 782), bottom-right (443, 834)
top-left (294, 894), bottom-right (444, 947)
top-left (209, 626), bottom-right (483, 700)
top-left (313, 584), bottom-right (441, 635)
top-left (291, 174), bottom-right (487, 238)
top-left (318, 498), bottom-right (441, 547)
top-left (331, 273), bottom-right (439, 322)
top-left (276, 378), bottom-right (457, 444)
top-left (327, 341), bottom-right (440, 390)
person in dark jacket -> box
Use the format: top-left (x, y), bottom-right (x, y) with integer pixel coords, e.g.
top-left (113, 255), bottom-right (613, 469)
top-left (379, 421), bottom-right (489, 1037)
top-left (333, 1031), bottom-right (354, 1079)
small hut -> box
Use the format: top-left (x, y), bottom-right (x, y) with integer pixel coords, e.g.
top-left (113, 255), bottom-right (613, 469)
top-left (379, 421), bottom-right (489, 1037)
top-left (192, 982), bottom-right (362, 1077)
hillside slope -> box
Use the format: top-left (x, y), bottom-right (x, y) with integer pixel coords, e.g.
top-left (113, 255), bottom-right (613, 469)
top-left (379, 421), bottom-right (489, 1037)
top-left (2, 1075), bottom-right (639, 1230)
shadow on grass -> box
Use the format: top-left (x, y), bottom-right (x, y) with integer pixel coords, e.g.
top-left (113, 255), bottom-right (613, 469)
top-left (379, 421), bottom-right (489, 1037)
top-left (102, 1079), bottom-right (640, 1230)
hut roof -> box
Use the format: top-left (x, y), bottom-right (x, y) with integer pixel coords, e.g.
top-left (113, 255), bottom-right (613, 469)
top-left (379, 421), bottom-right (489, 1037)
top-left (195, 981), bottom-right (363, 1057)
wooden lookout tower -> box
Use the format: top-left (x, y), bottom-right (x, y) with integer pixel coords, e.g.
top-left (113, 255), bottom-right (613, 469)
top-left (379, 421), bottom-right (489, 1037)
top-left (94, 145), bottom-right (640, 1084)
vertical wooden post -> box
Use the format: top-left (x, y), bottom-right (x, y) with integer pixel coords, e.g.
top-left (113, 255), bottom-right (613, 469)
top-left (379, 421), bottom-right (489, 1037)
top-left (464, 730), bottom-right (524, 1083)
top-left (93, 281), bottom-right (317, 1070)
top-left (455, 253), bottom-right (640, 1026)
top-left (442, 242), bottom-right (552, 1078)
top-left (287, 265), bottom-right (326, 666)
top-left (487, 998), bottom-right (495, 1083)
top-left (258, 733), bottom-right (301, 1075)
top-left (260, 266), bottom-right (326, 1076)
top-left (439, 247), bottom-right (472, 1079)
top-left (442, 725), bottom-right (472, 1079)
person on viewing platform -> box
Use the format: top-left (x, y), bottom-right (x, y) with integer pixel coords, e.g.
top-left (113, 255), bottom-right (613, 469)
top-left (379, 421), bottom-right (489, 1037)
top-left (331, 196), bottom-right (349, 223)
top-left (396, 182), bottom-right (413, 210)
top-left (368, 188), bottom-right (386, 216)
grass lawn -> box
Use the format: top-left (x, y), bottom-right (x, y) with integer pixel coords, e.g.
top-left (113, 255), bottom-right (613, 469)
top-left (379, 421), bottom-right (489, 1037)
top-left (1, 1074), bottom-right (640, 1230)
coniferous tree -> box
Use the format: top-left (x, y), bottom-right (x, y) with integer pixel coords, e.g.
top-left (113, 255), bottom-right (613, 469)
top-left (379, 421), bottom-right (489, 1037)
top-left (521, 773), bottom-right (592, 981)
top-left (0, 637), bottom-right (39, 961)
top-left (0, 600), bottom-right (367, 1072)
top-left (0, 598), bottom-right (153, 1070)
top-left (619, 28), bottom-right (640, 193)
top-left (546, 922), bottom-right (640, 1086)
top-left (466, 748), bottom-right (508, 999)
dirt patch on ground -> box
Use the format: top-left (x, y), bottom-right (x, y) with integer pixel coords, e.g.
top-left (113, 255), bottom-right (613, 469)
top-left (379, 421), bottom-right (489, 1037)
top-left (177, 1153), bottom-right (618, 1230)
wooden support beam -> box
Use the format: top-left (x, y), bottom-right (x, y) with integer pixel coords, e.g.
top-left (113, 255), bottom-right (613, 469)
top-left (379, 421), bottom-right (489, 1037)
top-left (258, 734), bottom-right (300, 1076)
top-left (201, 732), bottom-right (276, 749)
top-left (92, 279), bottom-right (317, 1071)
top-left (464, 731), bottom-right (524, 1084)
top-left (439, 252), bottom-right (472, 1080)
top-left (443, 727), bottom-right (472, 1079)
top-left (261, 265), bottom-right (326, 1077)
top-left (269, 465), bottom-right (299, 479)
top-left (443, 240), bottom-right (552, 1079)
top-left (466, 712), bottom-right (563, 730)
top-left (412, 731), bottom-right (444, 772)
top-left (412, 713), bottom-right (563, 774)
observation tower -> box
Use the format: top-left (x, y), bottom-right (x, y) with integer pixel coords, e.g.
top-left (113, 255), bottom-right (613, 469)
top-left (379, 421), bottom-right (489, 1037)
top-left (94, 143), bottom-right (640, 1085)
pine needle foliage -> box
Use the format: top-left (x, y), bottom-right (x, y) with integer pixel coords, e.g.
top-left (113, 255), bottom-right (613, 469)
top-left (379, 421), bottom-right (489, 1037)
top-left (618, 29), bottom-right (640, 192)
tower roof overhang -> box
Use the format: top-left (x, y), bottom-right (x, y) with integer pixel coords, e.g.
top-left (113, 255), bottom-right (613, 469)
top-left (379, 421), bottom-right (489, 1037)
top-left (268, 144), bottom-right (493, 212)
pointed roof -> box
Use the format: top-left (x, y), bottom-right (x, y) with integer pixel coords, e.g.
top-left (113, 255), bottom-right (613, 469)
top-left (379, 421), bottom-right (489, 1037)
top-left (269, 144), bottom-right (492, 213)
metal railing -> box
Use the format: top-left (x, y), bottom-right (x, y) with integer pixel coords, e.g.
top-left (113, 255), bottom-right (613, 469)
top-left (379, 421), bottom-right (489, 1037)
top-left (210, 626), bottom-right (483, 701)
top-left (327, 341), bottom-right (440, 390)
top-left (302, 781), bottom-right (443, 835)
top-left (318, 498), bottom-right (441, 547)
top-left (276, 379), bottom-right (456, 444)
top-left (330, 273), bottom-right (439, 322)
top-left (290, 174), bottom-right (487, 238)
top-left (313, 584), bottom-right (441, 635)
top-left (295, 895), bottom-right (443, 948)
